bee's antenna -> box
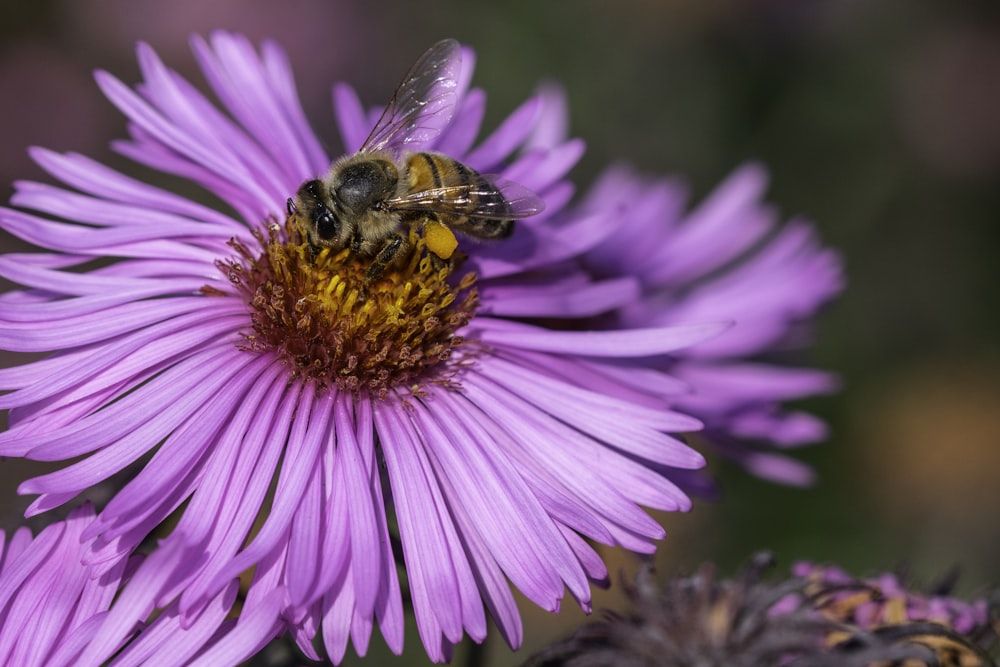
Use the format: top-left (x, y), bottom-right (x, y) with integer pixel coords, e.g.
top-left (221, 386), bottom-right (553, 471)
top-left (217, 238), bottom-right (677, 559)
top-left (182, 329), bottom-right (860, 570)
top-left (286, 198), bottom-right (297, 216)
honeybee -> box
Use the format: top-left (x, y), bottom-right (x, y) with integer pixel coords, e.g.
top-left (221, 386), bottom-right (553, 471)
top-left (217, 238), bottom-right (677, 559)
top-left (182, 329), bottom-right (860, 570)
top-left (291, 38), bottom-right (545, 283)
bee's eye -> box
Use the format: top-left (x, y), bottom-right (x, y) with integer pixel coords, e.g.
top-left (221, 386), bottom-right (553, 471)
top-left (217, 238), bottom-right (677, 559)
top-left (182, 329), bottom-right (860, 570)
top-left (313, 201), bottom-right (340, 241)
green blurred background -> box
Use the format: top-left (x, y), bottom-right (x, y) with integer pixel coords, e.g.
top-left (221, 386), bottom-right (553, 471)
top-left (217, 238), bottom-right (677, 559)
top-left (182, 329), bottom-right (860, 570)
top-left (1, 0), bottom-right (999, 664)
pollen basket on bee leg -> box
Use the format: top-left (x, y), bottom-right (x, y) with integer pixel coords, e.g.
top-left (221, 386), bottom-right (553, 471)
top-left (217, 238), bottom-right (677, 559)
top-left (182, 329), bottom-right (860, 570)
top-left (424, 219), bottom-right (459, 260)
top-left (217, 213), bottom-right (481, 399)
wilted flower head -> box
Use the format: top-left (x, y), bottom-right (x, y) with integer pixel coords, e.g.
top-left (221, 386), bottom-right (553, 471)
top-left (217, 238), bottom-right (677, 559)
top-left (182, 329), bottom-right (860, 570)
top-left (0, 32), bottom-right (744, 663)
top-left (523, 555), bottom-right (998, 667)
top-left (788, 561), bottom-right (999, 666)
top-left (581, 166), bottom-right (844, 487)
top-left (524, 554), bottom-right (833, 667)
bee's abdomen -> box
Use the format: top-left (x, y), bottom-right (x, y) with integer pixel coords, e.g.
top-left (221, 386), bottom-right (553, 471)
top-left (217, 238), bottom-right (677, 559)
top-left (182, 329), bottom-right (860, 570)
top-left (407, 153), bottom-right (514, 239)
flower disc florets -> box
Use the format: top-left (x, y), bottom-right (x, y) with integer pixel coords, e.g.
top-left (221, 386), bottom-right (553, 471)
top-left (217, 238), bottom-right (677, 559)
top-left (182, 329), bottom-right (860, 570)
top-left (220, 215), bottom-right (479, 398)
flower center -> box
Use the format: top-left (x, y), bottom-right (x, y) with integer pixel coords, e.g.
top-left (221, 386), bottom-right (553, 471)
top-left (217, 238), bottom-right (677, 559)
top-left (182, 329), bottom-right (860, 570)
top-left (219, 215), bottom-right (479, 399)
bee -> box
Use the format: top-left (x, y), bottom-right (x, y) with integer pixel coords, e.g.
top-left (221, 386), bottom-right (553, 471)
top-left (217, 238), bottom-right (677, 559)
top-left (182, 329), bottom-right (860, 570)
top-left (291, 38), bottom-right (545, 283)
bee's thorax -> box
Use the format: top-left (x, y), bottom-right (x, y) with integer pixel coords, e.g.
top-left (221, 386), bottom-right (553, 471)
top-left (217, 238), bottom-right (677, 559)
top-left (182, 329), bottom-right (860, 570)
top-left (331, 155), bottom-right (399, 214)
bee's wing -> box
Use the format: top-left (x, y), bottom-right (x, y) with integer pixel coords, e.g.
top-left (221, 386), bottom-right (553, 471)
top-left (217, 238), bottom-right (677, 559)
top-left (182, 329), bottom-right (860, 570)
top-left (386, 177), bottom-right (546, 220)
top-left (360, 39), bottom-right (463, 155)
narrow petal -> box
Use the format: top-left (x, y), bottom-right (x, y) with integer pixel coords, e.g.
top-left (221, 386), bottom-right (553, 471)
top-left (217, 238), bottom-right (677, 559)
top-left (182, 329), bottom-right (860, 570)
top-left (434, 88), bottom-right (485, 157)
top-left (480, 277), bottom-right (639, 318)
top-left (73, 540), bottom-right (188, 667)
top-left (465, 96), bottom-right (542, 171)
top-left (178, 374), bottom-right (301, 612)
top-left (104, 582), bottom-right (238, 667)
top-left (333, 84), bottom-right (370, 154)
top-left (333, 397), bottom-right (381, 621)
top-left (186, 589), bottom-right (284, 667)
top-left (353, 398), bottom-right (405, 655)
top-left (209, 390), bottom-right (326, 601)
top-left (461, 376), bottom-right (669, 541)
top-left (374, 402), bottom-right (468, 652)
top-left (192, 32), bottom-right (319, 186)
top-left (28, 148), bottom-right (244, 230)
top-left (475, 317), bottom-right (732, 358)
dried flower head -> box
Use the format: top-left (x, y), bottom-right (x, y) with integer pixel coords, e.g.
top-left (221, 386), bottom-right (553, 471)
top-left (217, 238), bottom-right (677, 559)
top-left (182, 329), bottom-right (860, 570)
top-left (523, 555), bottom-right (998, 667)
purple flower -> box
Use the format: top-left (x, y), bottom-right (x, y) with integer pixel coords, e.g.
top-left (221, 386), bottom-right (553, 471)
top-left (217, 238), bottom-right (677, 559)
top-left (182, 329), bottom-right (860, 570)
top-left (0, 503), bottom-right (250, 666)
top-left (581, 165), bottom-right (844, 486)
top-left (0, 33), bottom-right (730, 662)
top-left (0, 504), bottom-right (129, 666)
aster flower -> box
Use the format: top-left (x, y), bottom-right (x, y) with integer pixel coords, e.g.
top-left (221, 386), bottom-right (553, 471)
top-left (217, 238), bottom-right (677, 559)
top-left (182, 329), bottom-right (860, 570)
top-left (581, 165), bottom-right (844, 486)
top-left (0, 504), bottom-right (129, 666)
top-left (0, 33), bottom-right (730, 663)
top-left (522, 554), bottom-right (999, 667)
top-left (0, 503), bottom-right (253, 666)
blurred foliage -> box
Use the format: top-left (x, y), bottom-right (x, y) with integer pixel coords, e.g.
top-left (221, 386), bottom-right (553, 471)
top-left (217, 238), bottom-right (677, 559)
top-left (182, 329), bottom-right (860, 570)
top-left (1, 0), bottom-right (999, 665)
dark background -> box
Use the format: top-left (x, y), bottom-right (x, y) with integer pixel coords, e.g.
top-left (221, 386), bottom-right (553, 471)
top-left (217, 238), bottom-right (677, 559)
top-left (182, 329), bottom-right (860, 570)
top-left (1, 1), bottom-right (999, 665)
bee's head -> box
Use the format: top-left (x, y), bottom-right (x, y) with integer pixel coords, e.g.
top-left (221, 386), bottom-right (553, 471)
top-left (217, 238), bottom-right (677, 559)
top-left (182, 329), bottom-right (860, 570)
top-left (296, 179), bottom-right (343, 246)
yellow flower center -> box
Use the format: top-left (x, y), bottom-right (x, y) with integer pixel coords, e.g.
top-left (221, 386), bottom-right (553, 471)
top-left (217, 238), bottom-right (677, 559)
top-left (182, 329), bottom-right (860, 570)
top-left (219, 215), bottom-right (479, 399)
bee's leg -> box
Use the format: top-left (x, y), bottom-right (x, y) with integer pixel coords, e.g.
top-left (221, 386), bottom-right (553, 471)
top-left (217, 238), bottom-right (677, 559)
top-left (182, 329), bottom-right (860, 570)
top-left (428, 253), bottom-right (447, 274)
top-left (286, 197), bottom-right (297, 216)
top-left (364, 234), bottom-right (406, 283)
